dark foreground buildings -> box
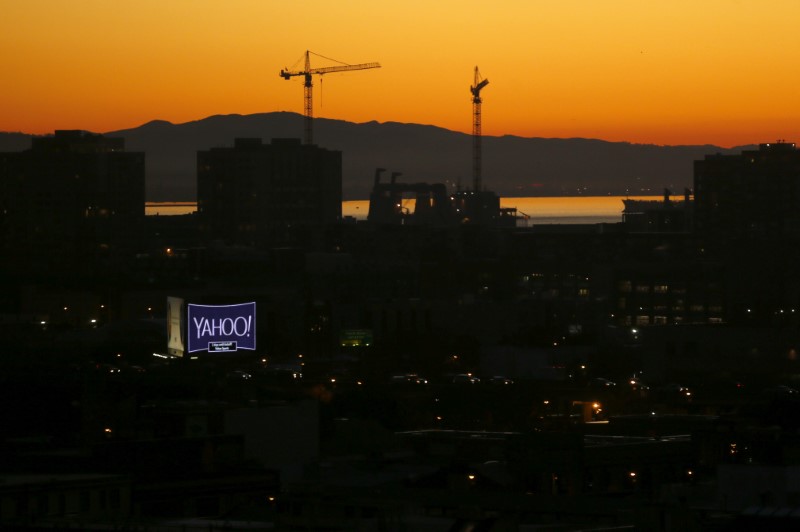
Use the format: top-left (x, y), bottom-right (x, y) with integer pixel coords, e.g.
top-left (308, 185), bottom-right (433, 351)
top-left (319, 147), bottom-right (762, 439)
top-left (4, 134), bottom-right (800, 529)
top-left (197, 137), bottom-right (341, 247)
top-left (0, 130), bottom-right (145, 278)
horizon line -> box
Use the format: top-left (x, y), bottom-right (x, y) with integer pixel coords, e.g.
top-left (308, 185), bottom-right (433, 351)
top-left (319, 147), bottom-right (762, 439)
top-left (0, 111), bottom-right (761, 150)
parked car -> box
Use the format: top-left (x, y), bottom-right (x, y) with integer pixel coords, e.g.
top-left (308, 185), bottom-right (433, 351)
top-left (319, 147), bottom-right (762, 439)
top-left (590, 377), bottom-right (617, 388)
top-left (452, 374), bottom-right (481, 385)
top-left (390, 373), bottom-right (428, 385)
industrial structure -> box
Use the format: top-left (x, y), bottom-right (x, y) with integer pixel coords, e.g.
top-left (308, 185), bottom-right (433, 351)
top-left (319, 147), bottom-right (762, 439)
top-left (367, 168), bottom-right (451, 225)
top-left (366, 67), bottom-right (515, 227)
top-left (621, 188), bottom-right (693, 233)
top-left (280, 50), bottom-right (380, 145)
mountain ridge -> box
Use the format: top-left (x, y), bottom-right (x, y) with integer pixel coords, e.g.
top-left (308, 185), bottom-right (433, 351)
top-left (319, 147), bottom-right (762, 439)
top-left (0, 112), bottom-right (753, 201)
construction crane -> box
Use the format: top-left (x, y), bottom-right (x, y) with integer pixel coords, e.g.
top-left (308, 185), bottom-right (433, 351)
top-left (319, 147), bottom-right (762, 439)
top-left (280, 50), bottom-right (380, 145)
top-left (470, 66), bottom-right (489, 192)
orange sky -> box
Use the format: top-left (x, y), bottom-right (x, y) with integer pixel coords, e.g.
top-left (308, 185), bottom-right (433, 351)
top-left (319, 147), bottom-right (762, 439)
top-left (3, 0), bottom-right (800, 147)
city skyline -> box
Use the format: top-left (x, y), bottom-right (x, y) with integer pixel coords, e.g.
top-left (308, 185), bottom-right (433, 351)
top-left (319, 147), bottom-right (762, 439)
top-left (3, 0), bottom-right (800, 147)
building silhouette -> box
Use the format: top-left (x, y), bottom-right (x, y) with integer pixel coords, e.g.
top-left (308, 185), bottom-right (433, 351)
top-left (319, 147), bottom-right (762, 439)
top-left (694, 141), bottom-right (800, 324)
top-left (0, 130), bottom-right (145, 276)
top-left (621, 188), bottom-right (693, 233)
top-left (366, 168), bottom-right (516, 227)
top-left (8, 126), bottom-right (800, 529)
top-left (694, 141), bottom-right (800, 243)
top-left (197, 138), bottom-right (341, 247)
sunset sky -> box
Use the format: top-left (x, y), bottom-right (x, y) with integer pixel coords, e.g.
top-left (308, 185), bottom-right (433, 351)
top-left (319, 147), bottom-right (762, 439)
top-left (3, 0), bottom-right (800, 147)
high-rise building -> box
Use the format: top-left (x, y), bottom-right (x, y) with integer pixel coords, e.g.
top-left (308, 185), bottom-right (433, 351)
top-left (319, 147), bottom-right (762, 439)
top-left (694, 141), bottom-right (800, 242)
top-left (197, 138), bottom-right (342, 247)
top-left (694, 141), bottom-right (800, 324)
top-left (0, 130), bottom-right (145, 275)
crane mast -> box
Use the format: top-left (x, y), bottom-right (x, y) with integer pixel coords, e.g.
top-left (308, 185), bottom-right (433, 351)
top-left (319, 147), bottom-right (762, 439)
top-left (470, 66), bottom-right (489, 192)
top-left (280, 51), bottom-right (380, 145)
top-left (302, 52), bottom-right (313, 147)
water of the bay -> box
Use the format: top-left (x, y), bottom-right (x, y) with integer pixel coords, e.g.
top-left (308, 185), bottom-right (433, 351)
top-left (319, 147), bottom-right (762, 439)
top-left (145, 196), bottom-right (659, 225)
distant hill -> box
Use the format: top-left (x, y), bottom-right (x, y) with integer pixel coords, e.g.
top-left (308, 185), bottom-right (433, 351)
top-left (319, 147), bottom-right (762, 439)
top-left (0, 112), bottom-right (752, 201)
top-left (0, 132), bottom-right (34, 152)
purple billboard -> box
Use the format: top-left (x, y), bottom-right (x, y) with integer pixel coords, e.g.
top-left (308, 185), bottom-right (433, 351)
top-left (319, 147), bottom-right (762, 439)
top-left (187, 302), bottom-right (256, 353)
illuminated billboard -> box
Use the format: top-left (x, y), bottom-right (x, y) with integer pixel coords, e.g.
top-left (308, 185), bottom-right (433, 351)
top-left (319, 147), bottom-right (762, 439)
top-left (340, 329), bottom-right (373, 347)
top-left (187, 302), bottom-right (256, 353)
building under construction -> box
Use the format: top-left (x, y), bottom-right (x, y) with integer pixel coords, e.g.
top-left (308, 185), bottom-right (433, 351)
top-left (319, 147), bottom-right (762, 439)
top-left (366, 168), bottom-right (517, 227)
top-left (367, 67), bottom-right (516, 227)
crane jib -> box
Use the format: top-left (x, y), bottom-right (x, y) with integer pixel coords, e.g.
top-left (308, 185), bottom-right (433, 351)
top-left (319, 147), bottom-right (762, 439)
top-left (279, 52), bottom-right (380, 144)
